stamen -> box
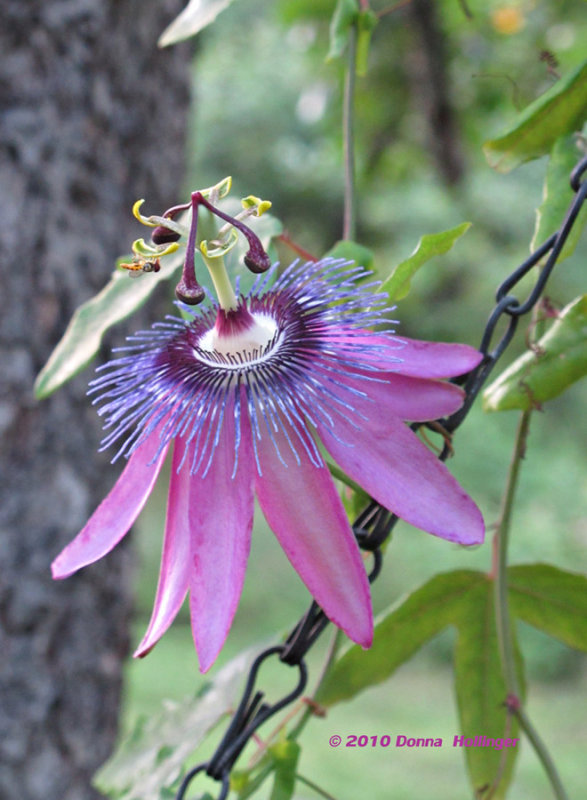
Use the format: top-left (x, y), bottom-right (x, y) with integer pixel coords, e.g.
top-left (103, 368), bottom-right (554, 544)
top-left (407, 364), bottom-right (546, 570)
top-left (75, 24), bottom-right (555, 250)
top-left (193, 192), bottom-right (271, 274)
top-left (176, 197), bottom-right (205, 305)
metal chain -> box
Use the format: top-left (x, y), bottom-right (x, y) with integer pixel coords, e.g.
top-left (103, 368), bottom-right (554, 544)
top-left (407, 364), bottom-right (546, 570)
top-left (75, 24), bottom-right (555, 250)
top-left (175, 155), bottom-right (587, 800)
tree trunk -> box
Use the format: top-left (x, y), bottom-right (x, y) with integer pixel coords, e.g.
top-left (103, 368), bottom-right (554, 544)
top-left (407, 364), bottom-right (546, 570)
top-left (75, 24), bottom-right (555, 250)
top-left (0, 2), bottom-right (190, 797)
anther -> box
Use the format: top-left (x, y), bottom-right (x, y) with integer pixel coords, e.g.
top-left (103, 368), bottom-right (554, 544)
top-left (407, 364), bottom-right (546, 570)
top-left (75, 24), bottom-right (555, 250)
top-left (193, 192), bottom-right (271, 274)
top-left (152, 225), bottom-right (181, 245)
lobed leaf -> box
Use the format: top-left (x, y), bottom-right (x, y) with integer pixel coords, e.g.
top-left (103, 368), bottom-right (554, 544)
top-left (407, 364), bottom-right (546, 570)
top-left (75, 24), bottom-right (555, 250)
top-left (94, 649), bottom-right (257, 800)
top-left (483, 59), bottom-right (587, 173)
top-left (316, 570), bottom-right (485, 706)
top-left (509, 564), bottom-right (587, 652)
top-left (452, 578), bottom-right (525, 799)
top-left (34, 249), bottom-right (184, 399)
top-left (380, 222), bottom-right (471, 303)
top-left (482, 294), bottom-right (587, 411)
top-left (531, 134), bottom-right (587, 260)
top-left (158, 0), bottom-right (240, 48)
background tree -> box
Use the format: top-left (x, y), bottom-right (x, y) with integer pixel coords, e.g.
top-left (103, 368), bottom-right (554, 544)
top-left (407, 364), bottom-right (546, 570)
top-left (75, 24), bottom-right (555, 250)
top-left (0, 1), bottom-right (190, 797)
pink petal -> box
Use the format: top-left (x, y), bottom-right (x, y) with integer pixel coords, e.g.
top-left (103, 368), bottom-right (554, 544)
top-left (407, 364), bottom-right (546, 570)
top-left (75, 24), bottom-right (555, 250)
top-left (134, 440), bottom-right (191, 658)
top-left (325, 370), bottom-right (466, 423)
top-left (318, 413), bottom-right (484, 545)
top-left (330, 326), bottom-right (483, 378)
top-left (389, 336), bottom-right (484, 378)
top-left (51, 434), bottom-right (169, 579)
top-left (254, 419), bottom-right (373, 648)
top-left (188, 400), bottom-right (255, 673)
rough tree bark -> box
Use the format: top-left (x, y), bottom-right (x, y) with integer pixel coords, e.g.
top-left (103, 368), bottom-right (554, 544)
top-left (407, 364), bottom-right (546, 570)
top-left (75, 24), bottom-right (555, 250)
top-left (0, 2), bottom-right (190, 798)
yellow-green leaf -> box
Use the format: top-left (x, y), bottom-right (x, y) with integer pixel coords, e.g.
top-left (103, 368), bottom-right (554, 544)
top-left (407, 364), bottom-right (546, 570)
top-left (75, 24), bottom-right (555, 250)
top-left (531, 133), bottom-right (587, 261)
top-left (453, 579), bottom-right (525, 799)
top-left (34, 250), bottom-right (184, 399)
top-left (483, 59), bottom-right (587, 173)
top-left (381, 222), bottom-right (471, 303)
top-left (483, 294), bottom-right (587, 412)
top-left (327, 0), bottom-right (359, 61)
top-left (356, 10), bottom-right (378, 77)
top-left (268, 740), bottom-right (300, 800)
top-left (509, 564), bottom-right (587, 652)
top-left (316, 570), bottom-right (484, 706)
top-left (323, 238), bottom-right (374, 270)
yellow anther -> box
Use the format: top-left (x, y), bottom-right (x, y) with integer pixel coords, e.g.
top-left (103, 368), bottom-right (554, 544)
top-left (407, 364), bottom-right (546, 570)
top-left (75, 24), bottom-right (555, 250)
top-left (241, 196), bottom-right (272, 216)
top-left (200, 228), bottom-right (239, 259)
top-left (132, 238), bottom-right (179, 258)
top-left (132, 199), bottom-right (157, 227)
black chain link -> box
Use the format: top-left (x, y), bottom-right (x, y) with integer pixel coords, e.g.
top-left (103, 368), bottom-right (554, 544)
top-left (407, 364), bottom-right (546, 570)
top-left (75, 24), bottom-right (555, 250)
top-left (175, 155), bottom-right (587, 799)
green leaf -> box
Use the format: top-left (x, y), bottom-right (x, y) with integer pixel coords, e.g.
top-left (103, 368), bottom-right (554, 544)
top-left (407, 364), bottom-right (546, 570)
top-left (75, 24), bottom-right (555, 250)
top-left (356, 10), bottom-right (378, 77)
top-left (268, 740), bottom-right (301, 800)
top-left (380, 222), bottom-right (471, 303)
top-left (34, 249), bottom-right (185, 399)
top-left (327, 0), bottom-right (359, 61)
top-left (158, 0), bottom-right (241, 47)
top-left (483, 294), bottom-right (587, 411)
top-left (316, 570), bottom-right (485, 706)
top-left (453, 579), bottom-right (525, 799)
top-left (483, 59), bottom-right (587, 173)
top-left (324, 238), bottom-right (374, 270)
top-left (509, 564), bottom-right (587, 652)
top-left (532, 133), bottom-right (587, 261)
top-left (94, 649), bottom-right (257, 800)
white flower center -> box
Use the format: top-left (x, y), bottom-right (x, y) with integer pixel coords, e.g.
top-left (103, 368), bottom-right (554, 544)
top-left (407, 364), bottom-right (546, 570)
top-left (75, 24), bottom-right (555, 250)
top-left (197, 312), bottom-right (279, 365)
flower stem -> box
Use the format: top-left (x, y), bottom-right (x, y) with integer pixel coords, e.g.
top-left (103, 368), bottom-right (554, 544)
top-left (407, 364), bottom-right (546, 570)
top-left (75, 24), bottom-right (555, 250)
top-left (492, 409), bottom-right (569, 800)
top-left (342, 24), bottom-right (358, 241)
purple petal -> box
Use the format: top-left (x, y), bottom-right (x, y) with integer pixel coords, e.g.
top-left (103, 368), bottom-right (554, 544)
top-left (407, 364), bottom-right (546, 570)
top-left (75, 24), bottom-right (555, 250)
top-left (51, 434), bottom-right (169, 579)
top-left (318, 414), bottom-right (484, 545)
top-left (188, 400), bottom-right (255, 673)
top-left (255, 420), bottom-right (373, 648)
top-left (134, 441), bottom-right (191, 658)
top-left (331, 326), bottom-right (483, 378)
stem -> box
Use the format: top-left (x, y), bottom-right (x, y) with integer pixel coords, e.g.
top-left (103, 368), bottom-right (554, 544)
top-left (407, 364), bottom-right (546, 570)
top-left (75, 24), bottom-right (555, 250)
top-left (342, 24), bottom-right (358, 241)
top-left (492, 409), bottom-right (569, 800)
top-left (278, 232), bottom-right (318, 262)
top-left (516, 707), bottom-right (569, 800)
top-left (296, 773), bottom-right (340, 800)
top-left (493, 409), bottom-right (530, 695)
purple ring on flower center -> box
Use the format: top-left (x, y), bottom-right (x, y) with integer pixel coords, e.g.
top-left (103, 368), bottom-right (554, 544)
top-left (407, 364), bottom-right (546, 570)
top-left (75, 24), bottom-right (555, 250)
top-left (92, 258), bottom-right (395, 478)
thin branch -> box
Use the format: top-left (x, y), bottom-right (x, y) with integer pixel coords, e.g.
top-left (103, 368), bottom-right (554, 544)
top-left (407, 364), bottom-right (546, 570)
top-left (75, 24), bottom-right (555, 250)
top-left (297, 773), bottom-right (341, 800)
top-left (342, 24), bottom-right (358, 241)
top-left (492, 409), bottom-right (569, 800)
